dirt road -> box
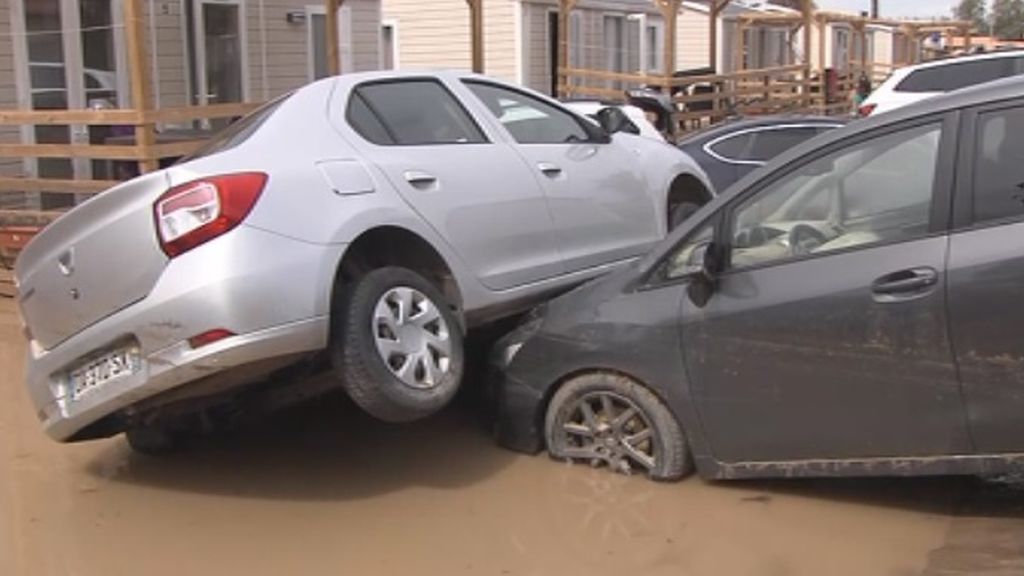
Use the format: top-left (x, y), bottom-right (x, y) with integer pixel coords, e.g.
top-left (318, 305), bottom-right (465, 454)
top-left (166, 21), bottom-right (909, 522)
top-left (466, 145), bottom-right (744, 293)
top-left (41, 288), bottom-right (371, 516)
top-left (2, 298), bottom-right (1023, 576)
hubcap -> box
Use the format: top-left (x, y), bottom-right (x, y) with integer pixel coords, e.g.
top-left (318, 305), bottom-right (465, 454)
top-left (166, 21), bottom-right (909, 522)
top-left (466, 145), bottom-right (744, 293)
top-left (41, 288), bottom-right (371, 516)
top-left (372, 287), bottom-right (452, 390)
top-left (554, 392), bottom-right (657, 475)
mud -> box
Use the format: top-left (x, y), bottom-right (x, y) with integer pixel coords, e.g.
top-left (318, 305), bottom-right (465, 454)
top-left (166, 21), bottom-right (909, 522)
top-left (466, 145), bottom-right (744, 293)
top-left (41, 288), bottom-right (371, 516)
top-left (2, 299), bottom-right (1023, 576)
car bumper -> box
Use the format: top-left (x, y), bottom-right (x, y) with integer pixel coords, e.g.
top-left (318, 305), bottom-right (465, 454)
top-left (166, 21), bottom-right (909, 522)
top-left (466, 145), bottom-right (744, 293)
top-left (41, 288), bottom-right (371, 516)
top-left (24, 225), bottom-right (346, 441)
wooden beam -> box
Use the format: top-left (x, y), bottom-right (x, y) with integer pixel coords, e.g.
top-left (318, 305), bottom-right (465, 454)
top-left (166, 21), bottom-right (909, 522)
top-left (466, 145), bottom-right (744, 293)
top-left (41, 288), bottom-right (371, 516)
top-left (557, 0), bottom-right (578, 98)
top-left (123, 0), bottom-right (157, 173)
top-left (709, 1), bottom-right (730, 73)
top-left (656, 1), bottom-right (683, 80)
top-left (147, 102), bottom-right (263, 124)
top-left (0, 143), bottom-right (152, 160)
top-left (467, 0), bottom-right (484, 73)
top-left (0, 177), bottom-right (118, 194)
top-left (0, 109), bottom-right (144, 125)
top-left (326, 0), bottom-right (342, 75)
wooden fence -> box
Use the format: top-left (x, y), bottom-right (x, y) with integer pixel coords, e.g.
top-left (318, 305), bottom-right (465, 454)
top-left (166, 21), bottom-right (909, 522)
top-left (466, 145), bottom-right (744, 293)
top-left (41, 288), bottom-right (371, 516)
top-left (0, 102), bottom-right (261, 199)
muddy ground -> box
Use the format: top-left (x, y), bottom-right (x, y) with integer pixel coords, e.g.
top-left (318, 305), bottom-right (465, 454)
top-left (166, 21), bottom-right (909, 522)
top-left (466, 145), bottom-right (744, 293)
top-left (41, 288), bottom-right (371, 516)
top-left (3, 298), bottom-right (1024, 576)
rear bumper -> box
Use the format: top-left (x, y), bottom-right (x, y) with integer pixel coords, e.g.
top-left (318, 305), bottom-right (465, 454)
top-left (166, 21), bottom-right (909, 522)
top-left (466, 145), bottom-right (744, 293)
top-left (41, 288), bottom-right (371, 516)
top-left (23, 225), bottom-right (346, 441)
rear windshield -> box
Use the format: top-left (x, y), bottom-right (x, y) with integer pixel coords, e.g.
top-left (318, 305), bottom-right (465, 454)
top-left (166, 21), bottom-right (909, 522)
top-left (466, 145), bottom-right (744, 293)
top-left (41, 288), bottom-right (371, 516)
top-left (895, 56), bottom-right (1024, 93)
top-left (182, 93), bottom-right (291, 161)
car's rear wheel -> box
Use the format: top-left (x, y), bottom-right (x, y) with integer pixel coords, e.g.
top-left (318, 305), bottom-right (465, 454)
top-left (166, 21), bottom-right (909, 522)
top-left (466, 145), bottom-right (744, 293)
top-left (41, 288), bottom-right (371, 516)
top-left (545, 372), bottom-right (692, 481)
top-left (332, 266), bottom-right (464, 422)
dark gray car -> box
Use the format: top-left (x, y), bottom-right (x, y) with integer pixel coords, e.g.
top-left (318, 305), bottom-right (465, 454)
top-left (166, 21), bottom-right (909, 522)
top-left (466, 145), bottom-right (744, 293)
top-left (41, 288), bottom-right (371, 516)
top-left (492, 74), bottom-right (1024, 482)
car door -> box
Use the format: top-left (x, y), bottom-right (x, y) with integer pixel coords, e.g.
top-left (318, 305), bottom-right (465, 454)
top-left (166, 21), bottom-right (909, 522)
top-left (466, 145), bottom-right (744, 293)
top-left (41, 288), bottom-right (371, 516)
top-left (947, 101), bottom-right (1024, 454)
top-left (461, 80), bottom-right (658, 273)
top-left (341, 78), bottom-right (563, 291)
top-left (677, 116), bottom-right (972, 463)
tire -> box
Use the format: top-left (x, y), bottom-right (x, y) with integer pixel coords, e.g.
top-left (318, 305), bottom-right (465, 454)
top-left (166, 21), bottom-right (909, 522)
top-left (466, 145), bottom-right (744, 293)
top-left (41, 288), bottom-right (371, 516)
top-left (545, 372), bottom-right (692, 481)
top-left (332, 266), bottom-right (465, 423)
top-left (669, 201), bottom-right (702, 230)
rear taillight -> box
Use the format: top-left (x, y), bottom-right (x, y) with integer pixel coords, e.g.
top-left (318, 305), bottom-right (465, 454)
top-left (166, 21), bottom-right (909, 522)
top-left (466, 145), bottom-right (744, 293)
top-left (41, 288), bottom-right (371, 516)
top-left (858, 103), bottom-right (877, 117)
top-left (154, 172), bottom-right (267, 257)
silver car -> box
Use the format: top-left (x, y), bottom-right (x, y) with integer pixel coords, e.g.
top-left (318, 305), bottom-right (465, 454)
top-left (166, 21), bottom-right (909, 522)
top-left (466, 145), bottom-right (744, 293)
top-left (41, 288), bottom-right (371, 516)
top-left (15, 71), bottom-right (711, 451)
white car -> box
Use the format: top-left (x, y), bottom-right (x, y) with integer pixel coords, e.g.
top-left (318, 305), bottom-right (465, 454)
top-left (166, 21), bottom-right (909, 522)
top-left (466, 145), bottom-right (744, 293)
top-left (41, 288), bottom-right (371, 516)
top-left (562, 101), bottom-right (666, 141)
top-left (860, 50), bottom-right (1024, 117)
top-left (15, 71), bottom-right (713, 450)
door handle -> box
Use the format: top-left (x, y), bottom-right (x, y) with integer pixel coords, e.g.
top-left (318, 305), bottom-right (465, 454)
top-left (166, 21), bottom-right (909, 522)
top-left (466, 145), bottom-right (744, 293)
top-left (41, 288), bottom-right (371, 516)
top-left (403, 170), bottom-right (438, 188)
top-left (871, 267), bottom-right (938, 297)
top-left (537, 162), bottom-right (562, 177)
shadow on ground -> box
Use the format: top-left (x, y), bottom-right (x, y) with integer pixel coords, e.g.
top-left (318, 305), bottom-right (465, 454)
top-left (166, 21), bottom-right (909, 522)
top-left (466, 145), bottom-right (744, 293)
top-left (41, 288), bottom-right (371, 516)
top-left (85, 387), bottom-right (518, 502)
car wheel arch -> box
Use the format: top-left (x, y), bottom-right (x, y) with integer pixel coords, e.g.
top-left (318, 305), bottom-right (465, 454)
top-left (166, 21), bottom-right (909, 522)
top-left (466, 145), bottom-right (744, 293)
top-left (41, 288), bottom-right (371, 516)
top-left (666, 173), bottom-right (713, 229)
top-left (331, 226), bottom-right (464, 324)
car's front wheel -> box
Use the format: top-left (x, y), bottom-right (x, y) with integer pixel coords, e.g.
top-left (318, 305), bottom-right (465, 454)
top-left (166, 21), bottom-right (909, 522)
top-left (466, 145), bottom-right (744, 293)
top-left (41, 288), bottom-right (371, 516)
top-left (545, 372), bottom-right (692, 481)
top-left (332, 267), bottom-right (464, 422)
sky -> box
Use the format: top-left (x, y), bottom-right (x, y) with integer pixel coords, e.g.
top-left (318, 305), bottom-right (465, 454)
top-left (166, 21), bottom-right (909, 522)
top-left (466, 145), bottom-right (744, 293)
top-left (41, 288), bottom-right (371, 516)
top-left (817, 0), bottom-right (957, 19)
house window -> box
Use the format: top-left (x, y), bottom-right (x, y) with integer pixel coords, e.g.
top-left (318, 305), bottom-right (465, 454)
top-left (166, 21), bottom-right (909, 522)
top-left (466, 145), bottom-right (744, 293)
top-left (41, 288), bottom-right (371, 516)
top-left (604, 15), bottom-right (625, 73)
top-left (381, 21), bottom-right (398, 70)
top-left (646, 21), bottom-right (664, 73)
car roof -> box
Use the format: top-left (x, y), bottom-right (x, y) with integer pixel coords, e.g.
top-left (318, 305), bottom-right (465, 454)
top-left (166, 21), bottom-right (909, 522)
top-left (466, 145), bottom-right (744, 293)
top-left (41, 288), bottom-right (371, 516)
top-left (897, 49), bottom-right (1024, 73)
top-left (677, 115), bottom-right (847, 146)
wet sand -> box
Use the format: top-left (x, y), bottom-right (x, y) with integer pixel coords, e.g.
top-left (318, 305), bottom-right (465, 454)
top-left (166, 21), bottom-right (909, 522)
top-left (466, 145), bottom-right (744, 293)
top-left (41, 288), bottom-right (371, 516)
top-left (2, 298), bottom-right (1023, 576)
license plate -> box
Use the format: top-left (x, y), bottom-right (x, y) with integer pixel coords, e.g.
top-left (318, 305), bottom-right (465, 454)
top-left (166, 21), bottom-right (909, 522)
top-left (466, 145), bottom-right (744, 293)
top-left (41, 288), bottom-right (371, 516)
top-left (69, 346), bottom-right (140, 400)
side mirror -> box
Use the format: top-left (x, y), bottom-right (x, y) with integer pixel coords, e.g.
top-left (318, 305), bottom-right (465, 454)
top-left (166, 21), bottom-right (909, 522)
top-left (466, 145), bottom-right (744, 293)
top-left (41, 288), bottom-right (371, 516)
top-left (595, 106), bottom-right (635, 136)
top-left (684, 242), bottom-right (719, 307)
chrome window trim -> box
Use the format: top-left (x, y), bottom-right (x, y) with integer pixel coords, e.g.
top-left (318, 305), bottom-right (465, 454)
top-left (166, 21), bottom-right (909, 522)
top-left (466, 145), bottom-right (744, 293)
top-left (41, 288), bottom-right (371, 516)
top-left (702, 123), bottom-right (845, 166)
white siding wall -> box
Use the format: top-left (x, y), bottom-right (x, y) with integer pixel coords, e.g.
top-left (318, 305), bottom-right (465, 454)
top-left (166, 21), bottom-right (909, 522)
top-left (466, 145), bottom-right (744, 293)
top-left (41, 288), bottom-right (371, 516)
top-left (677, 6), bottom-right (710, 70)
top-left (382, 0), bottom-right (472, 70)
top-left (872, 28), bottom-right (893, 66)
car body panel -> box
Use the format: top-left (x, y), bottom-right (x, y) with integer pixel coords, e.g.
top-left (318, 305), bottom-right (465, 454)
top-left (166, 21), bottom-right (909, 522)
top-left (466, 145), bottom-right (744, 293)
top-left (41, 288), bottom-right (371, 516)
top-left (17, 170), bottom-right (171, 350)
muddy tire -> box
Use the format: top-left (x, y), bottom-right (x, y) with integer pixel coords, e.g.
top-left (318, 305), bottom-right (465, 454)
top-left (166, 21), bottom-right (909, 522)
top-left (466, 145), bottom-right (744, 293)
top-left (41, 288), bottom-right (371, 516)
top-left (125, 426), bottom-right (181, 456)
top-left (545, 372), bottom-right (692, 481)
top-left (332, 267), bottom-right (464, 423)
top-left (669, 201), bottom-right (701, 230)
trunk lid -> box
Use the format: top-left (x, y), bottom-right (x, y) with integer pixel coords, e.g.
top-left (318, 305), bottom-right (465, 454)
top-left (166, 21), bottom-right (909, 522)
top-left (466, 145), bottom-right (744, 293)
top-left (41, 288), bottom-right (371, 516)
top-left (16, 170), bottom-right (171, 350)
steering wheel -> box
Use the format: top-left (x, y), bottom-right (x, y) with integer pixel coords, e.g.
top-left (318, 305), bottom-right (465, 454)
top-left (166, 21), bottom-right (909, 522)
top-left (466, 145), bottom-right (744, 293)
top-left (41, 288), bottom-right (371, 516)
top-left (788, 224), bottom-right (828, 256)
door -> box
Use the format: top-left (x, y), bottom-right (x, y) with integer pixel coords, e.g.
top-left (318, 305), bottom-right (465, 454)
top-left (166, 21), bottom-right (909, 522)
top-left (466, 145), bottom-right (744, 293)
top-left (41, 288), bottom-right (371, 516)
top-left (342, 79), bottom-right (563, 290)
top-left (948, 103), bottom-right (1024, 453)
top-left (307, 4), bottom-right (354, 80)
top-left (18, 0), bottom-right (125, 206)
top-left (679, 118), bottom-right (971, 463)
top-left (463, 81), bottom-right (657, 273)
top-left (189, 0), bottom-right (246, 127)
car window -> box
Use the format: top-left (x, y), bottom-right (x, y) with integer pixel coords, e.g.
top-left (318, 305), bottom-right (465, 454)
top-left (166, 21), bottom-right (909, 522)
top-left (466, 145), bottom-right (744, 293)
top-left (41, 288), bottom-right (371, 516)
top-left (746, 127), bottom-right (829, 163)
top-left (464, 81), bottom-right (589, 144)
top-left (729, 123), bottom-right (941, 270)
top-left (663, 222), bottom-right (714, 280)
top-left (350, 80), bottom-right (486, 146)
top-left (895, 58), bottom-right (1015, 93)
top-left (707, 133), bottom-right (751, 161)
top-left (973, 106), bottom-right (1024, 224)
